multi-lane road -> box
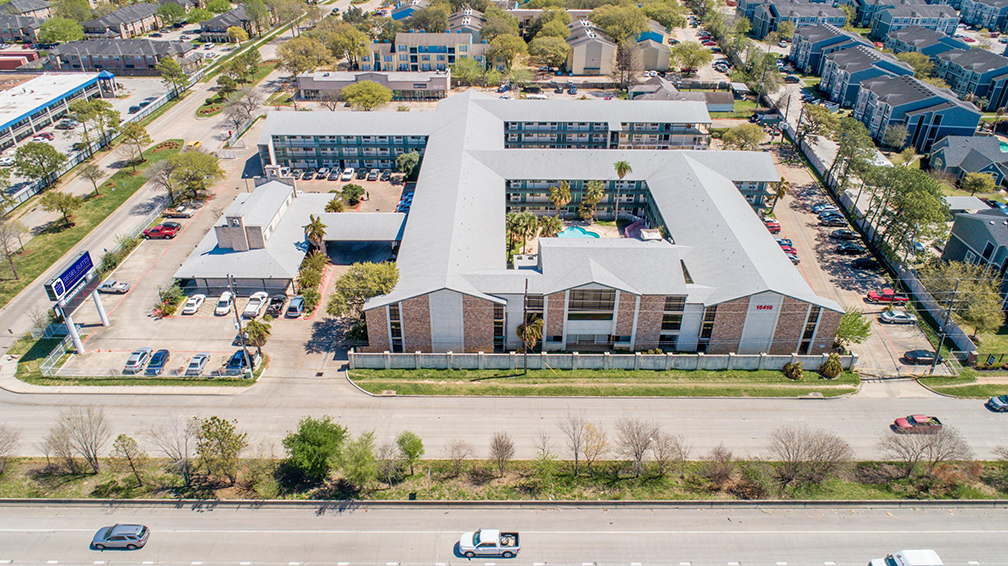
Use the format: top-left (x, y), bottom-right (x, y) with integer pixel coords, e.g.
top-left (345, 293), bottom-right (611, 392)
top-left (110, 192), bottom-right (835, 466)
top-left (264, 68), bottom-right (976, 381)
top-left (0, 503), bottom-right (1004, 565)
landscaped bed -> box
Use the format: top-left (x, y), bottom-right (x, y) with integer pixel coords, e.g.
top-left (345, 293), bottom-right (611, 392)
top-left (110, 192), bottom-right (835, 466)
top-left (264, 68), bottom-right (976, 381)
top-left (348, 368), bottom-right (859, 397)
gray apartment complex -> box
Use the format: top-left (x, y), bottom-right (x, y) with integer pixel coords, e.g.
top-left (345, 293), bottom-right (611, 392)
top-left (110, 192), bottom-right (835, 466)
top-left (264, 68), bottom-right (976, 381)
top-left (870, 4), bottom-right (958, 40)
top-left (883, 25), bottom-right (970, 58)
top-left (959, 0), bottom-right (1008, 32)
top-left (752, 0), bottom-right (847, 39)
top-left (789, 24), bottom-right (871, 75)
top-left (935, 48), bottom-right (1008, 112)
top-left (819, 45), bottom-right (913, 107)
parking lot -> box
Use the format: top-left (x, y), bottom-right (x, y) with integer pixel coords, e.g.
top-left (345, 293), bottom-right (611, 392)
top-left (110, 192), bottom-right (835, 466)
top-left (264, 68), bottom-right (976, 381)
top-left (294, 170), bottom-right (411, 213)
top-left (148, 24), bottom-right (238, 63)
top-left (770, 148), bottom-right (945, 376)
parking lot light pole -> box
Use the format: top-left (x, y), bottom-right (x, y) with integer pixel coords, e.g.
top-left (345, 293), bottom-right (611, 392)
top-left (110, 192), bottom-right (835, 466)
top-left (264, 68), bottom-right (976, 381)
top-left (227, 274), bottom-right (253, 374)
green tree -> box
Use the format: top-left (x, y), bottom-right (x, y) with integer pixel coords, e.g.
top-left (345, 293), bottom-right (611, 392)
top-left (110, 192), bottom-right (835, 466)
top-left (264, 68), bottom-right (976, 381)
top-left (157, 2), bottom-right (186, 25)
top-left (303, 214), bottom-right (327, 251)
top-left (549, 180), bottom-right (571, 215)
top-left (111, 434), bottom-right (147, 487)
top-left (396, 150), bottom-right (420, 178)
top-left (54, 0), bottom-right (92, 21)
top-left (187, 7), bottom-right (213, 23)
top-left (528, 36), bottom-right (570, 69)
top-left (325, 195), bottom-right (344, 212)
top-left (326, 261), bottom-right (399, 317)
top-left (720, 123), bottom-right (765, 150)
top-left (323, 24), bottom-right (369, 67)
top-left (896, 51), bottom-right (934, 78)
top-left (960, 172), bottom-right (996, 196)
top-left (918, 260), bottom-right (1005, 338)
top-left (38, 17), bottom-right (83, 43)
top-left (15, 141), bottom-right (67, 181)
top-left (342, 431), bottom-right (377, 490)
top-left (228, 25), bottom-right (250, 42)
top-left (282, 415), bottom-right (348, 482)
top-left (243, 0), bottom-right (270, 35)
top-left (195, 416), bottom-right (248, 485)
top-left (828, 116), bottom-right (876, 194)
top-left (404, 5), bottom-right (449, 32)
top-left (538, 214), bottom-right (563, 237)
top-left (488, 34), bottom-right (528, 69)
top-left (529, 7), bottom-right (570, 37)
top-left (642, 3), bottom-right (685, 31)
top-left (797, 103), bottom-right (840, 147)
top-left (207, 0), bottom-right (231, 12)
top-left (245, 318), bottom-right (271, 357)
top-left (579, 180), bottom-right (606, 221)
top-left (341, 182), bottom-right (365, 205)
top-left (589, 4), bottom-right (647, 43)
top-left (396, 431), bottom-right (424, 475)
top-left (882, 123), bottom-right (909, 150)
top-left (670, 41), bottom-right (712, 72)
top-left (341, 80), bottom-right (392, 111)
top-left (776, 20), bottom-right (795, 40)
top-left (481, 7), bottom-right (520, 42)
top-left (516, 316), bottom-right (544, 374)
top-left (157, 57), bottom-right (188, 95)
top-left (835, 306), bottom-right (871, 349)
top-left (277, 35), bottom-right (332, 77)
top-left (862, 166), bottom-right (948, 253)
top-left (536, 18), bottom-right (570, 39)
top-left (166, 150), bottom-right (225, 201)
top-left (512, 211), bottom-right (538, 253)
top-left (119, 122), bottom-right (153, 171)
top-left (449, 57), bottom-right (487, 85)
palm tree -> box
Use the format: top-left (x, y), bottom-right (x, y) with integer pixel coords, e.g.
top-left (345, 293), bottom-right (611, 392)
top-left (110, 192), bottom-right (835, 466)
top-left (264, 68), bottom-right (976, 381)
top-left (549, 181), bottom-right (571, 216)
top-left (304, 249), bottom-right (329, 272)
top-left (769, 179), bottom-right (790, 212)
top-left (538, 215), bottom-right (563, 238)
top-left (325, 196), bottom-right (344, 212)
top-left (517, 211), bottom-right (538, 253)
top-left (516, 316), bottom-right (543, 375)
top-left (613, 160), bottom-right (632, 223)
top-left (245, 319), bottom-right (271, 357)
top-left (581, 180), bottom-right (606, 222)
top-left (506, 212), bottom-right (520, 255)
top-left (302, 214), bottom-right (327, 251)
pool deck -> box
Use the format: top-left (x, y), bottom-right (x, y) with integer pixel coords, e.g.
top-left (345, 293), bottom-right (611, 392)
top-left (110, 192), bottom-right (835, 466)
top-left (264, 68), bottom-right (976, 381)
top-left (519, 220), bottom-right (622, 255)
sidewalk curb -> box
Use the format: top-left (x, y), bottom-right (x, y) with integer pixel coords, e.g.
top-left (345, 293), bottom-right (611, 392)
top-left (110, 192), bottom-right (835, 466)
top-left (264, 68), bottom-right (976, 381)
top-left (0, 498), bottom-right (1004, 509)
top-left (914, 378), bottom-right (960, 399)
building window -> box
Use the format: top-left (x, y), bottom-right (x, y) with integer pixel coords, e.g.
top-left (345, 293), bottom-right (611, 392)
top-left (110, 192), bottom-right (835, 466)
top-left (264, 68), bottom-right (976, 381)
top-left (493, 303), bottom-right (505, 353)
top-left (699, 305), bottom-right (717, 341)
top-left (568, 289), bottom-right (616, 311)
top-left (526, 294), bottom-right (544, 313)
top-left (799, 305), bottom-right (821, 355)
top-left (389, 304), bottom-right (403, 353)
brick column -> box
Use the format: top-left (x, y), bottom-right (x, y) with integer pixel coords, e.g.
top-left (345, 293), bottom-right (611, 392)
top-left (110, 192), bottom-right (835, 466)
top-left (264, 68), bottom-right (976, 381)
top-left (401, 295), bottom-right (432, 352)
top-left (708, 297), bottom-right (750, 354)
top-left (462, 295), bottom-right (494, 353)
top-left (363, 307), bottom-right (389, 353)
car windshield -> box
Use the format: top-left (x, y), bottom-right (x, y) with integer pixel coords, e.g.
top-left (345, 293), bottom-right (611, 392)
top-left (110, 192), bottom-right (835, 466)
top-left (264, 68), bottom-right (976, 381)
top-left (217, 300), bottom-right (228, 307)
top-left (139, 526), bottom-right (147, 537)
top-left (473, 531), bottom-right (481, 545)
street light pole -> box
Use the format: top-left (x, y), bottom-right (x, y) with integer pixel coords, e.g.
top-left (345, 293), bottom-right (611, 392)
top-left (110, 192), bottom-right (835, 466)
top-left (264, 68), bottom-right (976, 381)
top-left (228, 274), bottom-right (253, 375)
top-left (930, 278), bottom-right (959, 375)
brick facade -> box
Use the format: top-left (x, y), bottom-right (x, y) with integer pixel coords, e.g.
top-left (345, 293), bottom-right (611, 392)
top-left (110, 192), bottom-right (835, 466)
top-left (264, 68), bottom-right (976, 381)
top-left (546, 291), bottom-right (565, 338)
top-left (770, 297), bottom-right (809, 355)
top-left (614, 291), bottom-right (637, 336)
top-left (363, 307), bottom-right (390, 353)
top-left (462, 294), bottom-right (494, 353)
top-left (400, 295), bottom-right (432, 352)
top-left (634, 294), bottom-right (665, 350)
top-left (707, 297), bottom-right (750, 354)
top-left (810, 308), bottom-right (843, 354)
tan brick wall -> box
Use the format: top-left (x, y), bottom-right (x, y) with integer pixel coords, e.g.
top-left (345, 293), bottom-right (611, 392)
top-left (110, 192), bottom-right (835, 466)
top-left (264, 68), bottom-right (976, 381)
top-left (770, 297), bottom-right (809, 355)
top-left (810, 308), bottom-right (843, 355)
top-left (634, 295), bottom-right (665, 350)
top-left (614, 291), bottom-right (637, 336)
top-left (401, 295), bottom-right (432, 352)
top-left (362, 307), bottom-right (390, 353)
top-left (708, 297), bottom-right (750, 354)
top-left (546, 292), bottom-right (565, 338)
top-left (463, 294), bottom-right (495, 353)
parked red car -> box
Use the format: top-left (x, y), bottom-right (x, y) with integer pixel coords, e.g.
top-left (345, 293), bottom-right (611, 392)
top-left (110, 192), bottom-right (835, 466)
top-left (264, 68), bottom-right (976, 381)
top-left (33, 132), bottom-right (55, 140)
top-left (893, 415), bottom-right (942, 434)
top-left (702, 40), bottom-right (716, 46)
top-left (144, 222), bottom-right (181, 239)
top-left (779, 245), bottom-right (797, 255)
top-left (865, 288), bottom-right (908, 304)
top-left (764, 220), bottom-right (781, 234)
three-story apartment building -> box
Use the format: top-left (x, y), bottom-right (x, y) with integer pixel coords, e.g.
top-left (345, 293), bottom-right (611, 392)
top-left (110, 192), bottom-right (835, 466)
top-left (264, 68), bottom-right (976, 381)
top-left (819, 45), bottom-right (913, 107)
top-left (935, 48), bottom-right (1008, 111)
top-left (789, 24), bottom-right (871, 75)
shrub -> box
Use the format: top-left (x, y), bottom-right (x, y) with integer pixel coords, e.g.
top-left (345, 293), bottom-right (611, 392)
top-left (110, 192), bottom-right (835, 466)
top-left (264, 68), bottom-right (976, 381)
top-left (783, 361), bottom-right (803, 381)
top-left (341, 183), bottom-right (365, 206)
top-left (818, 352), bottom-right (843, 379)
top-left (157, 284), bottom-right (185, 316)
top-left (297, 267), bottom-right (322, 291)
top-left (205, 97), bottom-right (216, 105)
top-left (302, 288), bottom-right (321, 312)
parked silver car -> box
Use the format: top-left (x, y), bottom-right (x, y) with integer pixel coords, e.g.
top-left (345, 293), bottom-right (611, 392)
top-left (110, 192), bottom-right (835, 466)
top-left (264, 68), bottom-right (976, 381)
top-left (123, 348), bottom-right (152, 374)
top-left (92, 524), bottom-right (150, 550)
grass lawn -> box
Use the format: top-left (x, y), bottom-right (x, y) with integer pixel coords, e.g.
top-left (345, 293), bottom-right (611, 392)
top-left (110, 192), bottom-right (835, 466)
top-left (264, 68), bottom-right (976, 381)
top-left (348, 368), bottom-right (859, 397)
top-left (0, 140), bottom-right (182, 309)
top-left (918, 371), bottom-right (1008, 398)
top-left (265, 89), bottom-right (294, 107)
top-left (710, 99), bottom-right (759, 120)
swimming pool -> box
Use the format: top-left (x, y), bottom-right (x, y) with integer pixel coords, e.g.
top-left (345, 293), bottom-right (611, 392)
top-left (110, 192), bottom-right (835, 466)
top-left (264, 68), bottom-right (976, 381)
top-left (558, 226), bottom-right (600, 238)
top-left (1001, 141), bottom-right (1008, 152)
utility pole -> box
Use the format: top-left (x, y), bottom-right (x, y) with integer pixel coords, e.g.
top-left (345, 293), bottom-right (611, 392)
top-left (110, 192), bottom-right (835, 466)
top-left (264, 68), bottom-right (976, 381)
top-left (228, 274), bottom-right (253, 376)
top-left (930, 278), bottom-right (959, 375)
top-left (520, 278), bottom-right (529, 375)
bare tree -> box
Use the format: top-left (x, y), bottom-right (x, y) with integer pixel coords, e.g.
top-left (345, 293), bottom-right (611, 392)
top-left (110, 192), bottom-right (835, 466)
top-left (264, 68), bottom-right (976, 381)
top-left (111, 433), bottom-right (148, 487)
top-left (377, 440), bottom-right (403, 486)
top-left (489, 431), bottom-right (516, 476)
top-left (224, 102), bottom-right (251, 132)
top-left (319, 90), bottom-right (341, 111)
top-left (533, 428), bottom-right (555, 460)
top-left (615, 417), bottom-right (658, 478)
top-left (41, 422), bottom-right (78, 474)
top-left (0, 216), bottom-right (26, 280)
top-left (26, 304), bottom-right (51, 336)
top-left (233, 86), bottom-right (262, 118)
top-left (583, 422), bottom-right (609, 477)
top-left (0, 423), bottom-right (19, 475)
top-left (61, 406), bottom-right (110, 474)
top-left (116, 142), bottom-right (141, 171)
top-left (996, 446), bottom-right (1008, 461)
top-left (147, 158), bottom-right (183, 204)
top-left (557, 411), bottom-right (587, 476)
top-left (922, 427), bottom-right (974, 471)
top-left (444, 439), bottom-right (473, 477)
top-left (702, 443), bottom-right (736, 490)
top-left (145, 416), bottom-right (197, 487)
top-left (768, 424), bottom-right (853, 488)
top-left (651, 431), bottom-right (691, 479)
top-left (878, 432), bottom-right (930, 479)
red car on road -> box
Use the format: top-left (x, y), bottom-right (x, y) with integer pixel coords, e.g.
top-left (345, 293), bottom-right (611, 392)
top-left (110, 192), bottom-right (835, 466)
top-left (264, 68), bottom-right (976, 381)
top-left (893, 414), bottom-right (942, 434)
top-left (144, 222), bottom-right (181, 239)
top-left (865, 288), bottom-right (908, 304)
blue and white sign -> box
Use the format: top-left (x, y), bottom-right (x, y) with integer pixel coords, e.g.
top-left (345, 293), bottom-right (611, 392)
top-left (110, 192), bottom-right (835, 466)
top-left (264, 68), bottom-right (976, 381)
top-left (45, 251), bottom-right (93, 302)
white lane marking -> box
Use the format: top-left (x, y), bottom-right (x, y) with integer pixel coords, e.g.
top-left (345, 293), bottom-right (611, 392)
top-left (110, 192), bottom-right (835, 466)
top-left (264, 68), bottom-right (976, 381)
top-left (969, 562), bottom-right (980, 564)
top-left (778, 562), bottom-right (788, 564)
top-left (387, 563), bottom-right (398, 565)
top-left (290, 563), bottom-right (300, 565)
top-left (94, 562), bottom-right (105, 565)
top-left (680, 562), bottom-right (690, 565)
top-left (535, 563), bottom-right (546, 565)
top-left (729, 562), bottom-right (740, 565)
top-left (240, 562), bottom-right (251, 565)
top-left (1, 527), bottom-right (998, 535)
top-left (825, 562), bottom-right (836, 565)
top-left (48, 561), bottom-right (58, 564)
top-left (0, 561), bottom-right (10, 564)
top-left (339, 563), bottom-right (350, 565)
top-left (143, 562), bottom-right (154, 565)
top-left (192, 562), bottom-right (203, 565)
top-left (584, 562), bottom-right (594, 565)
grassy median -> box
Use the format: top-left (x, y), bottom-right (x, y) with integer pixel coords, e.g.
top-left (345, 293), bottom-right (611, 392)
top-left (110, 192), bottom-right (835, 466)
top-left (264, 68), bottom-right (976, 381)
top-left (918, 371), bottom-right (1008, 399)
top-left (348, 368), bottom-right (859, 397)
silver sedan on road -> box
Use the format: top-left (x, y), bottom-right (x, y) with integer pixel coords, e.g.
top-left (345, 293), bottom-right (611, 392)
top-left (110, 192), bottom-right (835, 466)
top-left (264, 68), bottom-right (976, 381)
top-left (92, 524), bottom-right (149, 550)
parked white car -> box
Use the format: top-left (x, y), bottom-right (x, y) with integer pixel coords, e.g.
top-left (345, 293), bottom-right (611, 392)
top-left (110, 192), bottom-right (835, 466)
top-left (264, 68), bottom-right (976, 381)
top-left (341, 167), bottom-right (354, 181)
top-left (214, 291), bottom-right (233, 316)
top-left (182, 293), bottom-right (206, 315)
top-left (242, 291), bottom-right (269, 319)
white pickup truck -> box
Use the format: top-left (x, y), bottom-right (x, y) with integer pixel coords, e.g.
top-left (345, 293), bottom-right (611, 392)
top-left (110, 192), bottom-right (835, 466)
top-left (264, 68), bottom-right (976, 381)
top-left (458, 529), bottom-right (520, 558)
top-left (870, 550), bottom-right (943, 566)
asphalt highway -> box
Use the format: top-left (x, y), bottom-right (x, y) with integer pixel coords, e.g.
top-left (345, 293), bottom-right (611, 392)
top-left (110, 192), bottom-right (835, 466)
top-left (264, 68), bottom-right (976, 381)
top-left (0, 503), bottom-right (1003, 566)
